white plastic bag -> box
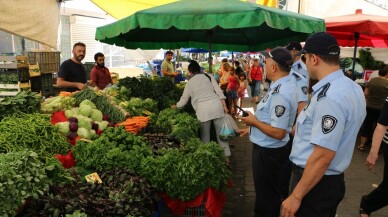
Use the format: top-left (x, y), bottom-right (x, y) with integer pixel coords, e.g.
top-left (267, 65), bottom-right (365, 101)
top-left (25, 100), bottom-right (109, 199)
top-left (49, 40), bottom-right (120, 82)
top-left (219, 114), bottom-right (239, 141)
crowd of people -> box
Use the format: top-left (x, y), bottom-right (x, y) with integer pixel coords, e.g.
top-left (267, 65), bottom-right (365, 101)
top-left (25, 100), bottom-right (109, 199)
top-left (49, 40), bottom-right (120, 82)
top-left (58, 33), bottom-right (388, 217)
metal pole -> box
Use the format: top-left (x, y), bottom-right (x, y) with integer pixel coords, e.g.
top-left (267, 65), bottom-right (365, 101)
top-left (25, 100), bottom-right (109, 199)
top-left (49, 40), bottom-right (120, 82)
top-left (208, 32), bottom-right (213, 74)
top-left (352, 32), bottom-right (360, 80)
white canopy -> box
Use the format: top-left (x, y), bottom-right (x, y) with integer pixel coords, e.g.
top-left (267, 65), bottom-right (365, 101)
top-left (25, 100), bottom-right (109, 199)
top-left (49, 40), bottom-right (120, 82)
top-left (0, 0), bottom-right (60, 49)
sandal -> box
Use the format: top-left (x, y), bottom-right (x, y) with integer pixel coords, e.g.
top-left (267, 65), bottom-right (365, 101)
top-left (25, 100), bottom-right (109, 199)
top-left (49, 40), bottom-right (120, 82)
top-left (359, 208), bottom-right (370, 217)
top-left (357, 145), bottom-right (365, 152)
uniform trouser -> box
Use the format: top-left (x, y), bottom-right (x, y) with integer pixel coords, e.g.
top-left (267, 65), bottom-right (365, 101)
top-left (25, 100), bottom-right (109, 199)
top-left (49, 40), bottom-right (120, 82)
top-left (360, 143), bottom-right (388, 215)
top-left (289, 165), bottom-right (345, 217)
top-left (252, 143), bottom-right (292, 217)
top-left (200, 118), bottom-right (231, 156)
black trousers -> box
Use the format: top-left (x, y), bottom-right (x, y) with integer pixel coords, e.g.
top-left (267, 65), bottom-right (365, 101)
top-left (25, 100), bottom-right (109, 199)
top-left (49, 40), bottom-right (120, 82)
top-left (252, 143), bottom-right (292, 217)
top-left (361, 143), bottom-right (388, 214)
top-left (289, 165), bottom-right (345, 217)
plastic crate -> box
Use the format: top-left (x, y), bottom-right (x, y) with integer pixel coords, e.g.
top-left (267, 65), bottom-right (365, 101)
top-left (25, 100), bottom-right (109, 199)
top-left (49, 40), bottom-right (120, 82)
top-left (83, 62), bottom-right (95, 80)
top-left (30, 76), bottom-right (42, 92)
top-left (26, 52), bottom-right (60, 74)
top-left (158, 200), bottom-right (206, 217)
top-left (0, 68), bottom-right (30, 83)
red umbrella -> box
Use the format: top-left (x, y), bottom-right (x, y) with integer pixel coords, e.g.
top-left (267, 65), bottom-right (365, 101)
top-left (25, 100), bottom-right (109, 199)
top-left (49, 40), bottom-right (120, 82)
top-left (325, 9), bottom-right (388, 78)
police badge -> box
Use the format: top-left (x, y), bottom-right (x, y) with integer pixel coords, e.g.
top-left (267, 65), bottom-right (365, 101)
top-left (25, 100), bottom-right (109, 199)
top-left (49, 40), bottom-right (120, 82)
top-left (322, 115), bottom-right (337, 134)
top-left (275, 105), bottom-right (286, 117)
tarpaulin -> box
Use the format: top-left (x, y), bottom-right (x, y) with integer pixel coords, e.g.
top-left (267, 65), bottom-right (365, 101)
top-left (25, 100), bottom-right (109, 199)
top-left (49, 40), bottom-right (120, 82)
top-left (0, 0), bottom-right (60, 48)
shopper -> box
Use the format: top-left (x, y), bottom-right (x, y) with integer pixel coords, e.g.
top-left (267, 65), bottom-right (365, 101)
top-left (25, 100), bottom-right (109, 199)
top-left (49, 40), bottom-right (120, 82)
top-left (172, 60), bottom-right (230, 157)
top-left (89, 52), bottom-right (113, 90)
top-left (360, 97), bottom-right (388, 217)
top-left (248, 59), bottom-right (263, 103)
top-left (57, 42), bottom-right (87, 92)
top-left (237, 47), bottom-right (298, 217)
top-left (358, 64), bottom-right (388, 152)
top-left (281, 32), bottom-right (366, 217)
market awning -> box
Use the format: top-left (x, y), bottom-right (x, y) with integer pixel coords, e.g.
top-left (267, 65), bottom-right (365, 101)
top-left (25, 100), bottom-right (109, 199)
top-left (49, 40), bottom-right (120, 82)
top-left (91, 0), bottom-right (279, 20)
top-left (0, 0), bottom-right (60, 49)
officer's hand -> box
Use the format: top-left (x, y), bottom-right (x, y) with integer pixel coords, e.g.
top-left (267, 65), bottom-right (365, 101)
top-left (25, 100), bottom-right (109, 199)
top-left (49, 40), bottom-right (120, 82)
top-left (236, 128), bottom-right (249, 137)
top-left (239, 111), bottom-right (256, 126)
top-left (171, 105), bottom-right (177, 109)
top-left (366, 152), bottom-right (378, 169)
top-left (281, 194), bottom-right (301, 217)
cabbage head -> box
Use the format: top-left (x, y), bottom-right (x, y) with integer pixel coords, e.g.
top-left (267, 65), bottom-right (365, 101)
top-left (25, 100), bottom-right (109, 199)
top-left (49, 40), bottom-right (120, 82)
top-left (78, 117), bottom-right (92, 130)
top-left (64, 110), bottom-right (73, 118)
top-left (96, 121), bottom-right (109, 130)
top-left (90, 109), bottom-right (103, 122)
top-left (79, 105), bottom-right (92, 117)
top-left (55, 121), bottom-right (70, 136)
top-left (77, 127), bottom-right (91, 139)
top-left (80, 99), bottom-right (96, 109)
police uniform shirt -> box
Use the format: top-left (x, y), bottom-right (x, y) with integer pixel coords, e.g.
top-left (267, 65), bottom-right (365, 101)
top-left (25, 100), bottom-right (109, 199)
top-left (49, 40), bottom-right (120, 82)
top-left (250, 75), bottom-right (298, 148)
top-left (290, 70), bottom-right (366, 175)
top-left (290, 70), bottom-right (308, 103)
top-left (291, 60), bottom-right (309, 81)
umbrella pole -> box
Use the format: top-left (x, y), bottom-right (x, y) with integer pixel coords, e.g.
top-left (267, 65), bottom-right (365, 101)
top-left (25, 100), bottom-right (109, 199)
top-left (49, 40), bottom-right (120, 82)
top-left (352, 32), bottom-right (360, 80)
top-left (208, 34), bottom-right (213, 74)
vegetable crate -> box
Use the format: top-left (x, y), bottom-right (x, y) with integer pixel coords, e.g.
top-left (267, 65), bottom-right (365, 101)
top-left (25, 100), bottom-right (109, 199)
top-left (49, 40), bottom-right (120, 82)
top-left (30, 73), bottom-right (55, 97)
top-left (0, 56), bottom-right (28, 69)
top-left (0, 68), bottom-right (30, 83)
top-left (0, 81), bottom-right (31, 98)
top-left (158, 200), bottom-right (206, 217)
top-left (26, 51), bottom-right (60, 74)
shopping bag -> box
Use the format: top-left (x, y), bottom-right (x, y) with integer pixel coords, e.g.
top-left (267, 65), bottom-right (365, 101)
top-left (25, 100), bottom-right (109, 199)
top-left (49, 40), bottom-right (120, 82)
top-left (219, 114), bottom-right (239, 141)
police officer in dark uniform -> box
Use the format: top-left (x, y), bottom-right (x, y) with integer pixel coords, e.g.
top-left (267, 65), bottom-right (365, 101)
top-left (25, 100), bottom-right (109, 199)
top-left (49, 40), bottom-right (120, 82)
top-left (281, 32), bottom-right (367, 217)
top-left (237, 47), bottom-right (298, 217)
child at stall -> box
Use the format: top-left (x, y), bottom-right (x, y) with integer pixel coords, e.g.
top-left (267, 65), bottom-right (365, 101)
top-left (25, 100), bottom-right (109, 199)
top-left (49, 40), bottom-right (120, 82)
top-left (226, 67), bottom-right (240, 117)
top-left (238, 73), bottom-right (247, 110)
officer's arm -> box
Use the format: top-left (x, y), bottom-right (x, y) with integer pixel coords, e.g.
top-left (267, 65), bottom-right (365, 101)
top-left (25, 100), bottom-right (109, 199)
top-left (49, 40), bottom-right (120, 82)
top-left (297, 101), bottom-right (307, 116)
top-left (288, 145), bottom-right (335, 201)
top-left (251, 119), bottom-right (287, 140)
top-left (241, 112), bottom-right (287, 140)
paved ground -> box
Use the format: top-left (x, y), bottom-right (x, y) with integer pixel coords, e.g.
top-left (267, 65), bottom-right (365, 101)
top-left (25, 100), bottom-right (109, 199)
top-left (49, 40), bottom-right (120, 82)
top-left (222, 98), bottom-right (388, 217)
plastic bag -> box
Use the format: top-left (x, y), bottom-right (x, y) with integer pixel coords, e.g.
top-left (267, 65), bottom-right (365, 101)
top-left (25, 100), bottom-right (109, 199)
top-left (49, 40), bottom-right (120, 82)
top-left (219, 114), bottom-right (239, 141)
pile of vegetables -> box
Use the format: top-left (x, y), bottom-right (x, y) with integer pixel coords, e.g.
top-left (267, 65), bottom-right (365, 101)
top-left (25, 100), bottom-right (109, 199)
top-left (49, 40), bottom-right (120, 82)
top-left (21, 169), bottom-right (156, 217)
top-left (0, 150), bottom-right (50, 217)
top-left (73, 127), bottom-right (151, 172)
top-left (0, 91), bottom-right (42, 120)
top-left (155, 108), bottom-right (199, 142)
top-left (117, 116), bottom-right (150, 134)
top-left (119, 97), bottom-right (158, 116)
top-left (0, 113), bottom-right (71, 159)
top-left (118, 76), bottom-right (182, 111)
top-left (140, 138), bottom-right (231, 201)
top-left (72, 89), bottom-right (127, 123)
top-left (58, 99), bottom-right (113, 140)
top-left (41, 96), bottom-right (76, 113)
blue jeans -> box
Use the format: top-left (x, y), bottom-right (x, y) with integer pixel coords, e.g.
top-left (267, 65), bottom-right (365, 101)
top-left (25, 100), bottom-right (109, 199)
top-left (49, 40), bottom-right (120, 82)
top-left (251, 80), bottom-right (261, 97)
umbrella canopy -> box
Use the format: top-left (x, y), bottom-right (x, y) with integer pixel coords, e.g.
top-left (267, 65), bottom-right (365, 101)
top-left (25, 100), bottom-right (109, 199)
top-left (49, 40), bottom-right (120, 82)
top-left (95, 0), bottom-right (325, 52)
top-left (326, 9), bottom-right (388, 48)
top-left (326, 9), bottom-right (388, 78)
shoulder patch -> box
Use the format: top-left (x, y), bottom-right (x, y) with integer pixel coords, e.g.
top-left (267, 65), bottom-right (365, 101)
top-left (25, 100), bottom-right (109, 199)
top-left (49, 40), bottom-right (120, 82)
top-left (322, 115), bottom-right (337, 134)
top-left (297, 63), bottom-right (302, 69)
top-left (275, 105), bottom-right (286, 117)
top-left (317, 83), bottom-right (330, 101)
top-left (302, 86), bottom-right (308, 95)
top-left (272, 84), bottom-right (281, 95)
top-left (262, 93), bottom-right (269, 103)
top-left (292, 73), bottom-right (301, 80)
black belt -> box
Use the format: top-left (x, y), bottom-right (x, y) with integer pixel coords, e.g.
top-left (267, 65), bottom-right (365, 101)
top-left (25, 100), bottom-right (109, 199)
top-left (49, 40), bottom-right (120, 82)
top-left (292, 163), bottom-right (304, 174)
